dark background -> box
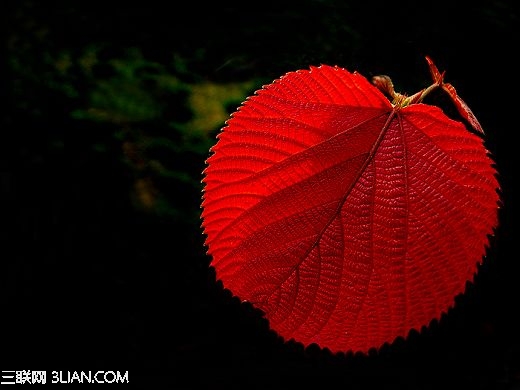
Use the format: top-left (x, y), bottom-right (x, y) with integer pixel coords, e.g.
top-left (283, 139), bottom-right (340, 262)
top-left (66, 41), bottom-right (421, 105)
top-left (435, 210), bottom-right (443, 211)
top-left (3, 1), bottom-right (518, 388)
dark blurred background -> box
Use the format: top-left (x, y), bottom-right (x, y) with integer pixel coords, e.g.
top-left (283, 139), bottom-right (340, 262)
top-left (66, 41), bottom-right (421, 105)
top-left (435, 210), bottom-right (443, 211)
top-left (3, 0), bottom-right (518, 388)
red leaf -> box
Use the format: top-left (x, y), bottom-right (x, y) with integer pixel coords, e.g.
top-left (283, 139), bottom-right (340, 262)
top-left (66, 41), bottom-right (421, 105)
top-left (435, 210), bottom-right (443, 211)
top-left (201, 58), bottom-right (500, 354)
top-left (425, 56), bottom-right (484, 134)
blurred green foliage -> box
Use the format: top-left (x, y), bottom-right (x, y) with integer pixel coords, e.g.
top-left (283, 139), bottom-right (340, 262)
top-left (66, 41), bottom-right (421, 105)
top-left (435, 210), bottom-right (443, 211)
top-left (8, 20), bottom-right (261, 220)
top-left (63, 46), bottom-right (257, 218)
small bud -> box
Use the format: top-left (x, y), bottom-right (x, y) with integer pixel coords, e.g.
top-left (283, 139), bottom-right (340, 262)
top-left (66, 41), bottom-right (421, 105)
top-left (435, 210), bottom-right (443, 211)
top-left (372, 75), bottom-right (396, 99)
